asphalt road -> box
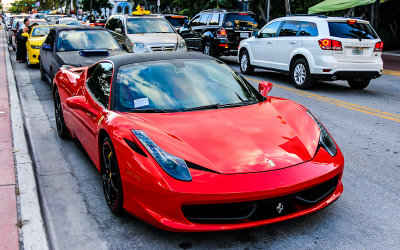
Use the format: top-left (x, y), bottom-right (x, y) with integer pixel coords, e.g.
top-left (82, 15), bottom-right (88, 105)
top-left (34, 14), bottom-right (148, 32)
top-left (9, 47), bottom-right (400, 249)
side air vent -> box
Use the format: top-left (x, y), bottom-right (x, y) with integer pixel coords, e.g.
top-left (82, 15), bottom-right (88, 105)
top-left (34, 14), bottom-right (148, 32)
top-left (185, 161), bottom-right (220, 174)
top-left (123, 138), bottom-right (147, 157)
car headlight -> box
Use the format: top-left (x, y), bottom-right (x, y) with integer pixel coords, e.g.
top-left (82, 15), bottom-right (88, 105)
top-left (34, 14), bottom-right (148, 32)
top-left (131, 42), bottom-right (150, 53)
top-left (31, 45), bottom-right (41, 49)
top-left (307, 110), bottom-right (337, 157)
top-left (132, 130), bottom-right (192, 181)
top-left (177, 39), bottom-right (186, 49)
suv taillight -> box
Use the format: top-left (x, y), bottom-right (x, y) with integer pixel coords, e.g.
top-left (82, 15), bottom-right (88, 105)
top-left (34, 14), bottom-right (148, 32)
top-left (374, 41), bottom-right (383, 52)
top-left (217, 28), bottom-right (227, 38)
top-left (318, 39), bottom-right (342, 51)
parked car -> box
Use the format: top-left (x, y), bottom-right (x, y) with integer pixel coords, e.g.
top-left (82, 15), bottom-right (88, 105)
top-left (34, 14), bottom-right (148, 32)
top-left (105, 14), bottom-right (187, 53)
top-left (239, 15), bottom-right (383, 90)
top-left (88, 18), bottom-right (107, 27)
top-left (39, 26), bottom-right (126, 83)
top-left (162, 14), bottom-right (189, 32)
top-left (45, 14), bottom-right (69, 25)
top-left (8, 18), bottom-right (24, 50)
top-left (24, 25), bottom-right (61, 67)
top-left (56, 18), bottom-right (82, 25)
top-left (52, 52), bottom-right (344, 231)
top-left (11, 19), bottom-right (48, 51)
top-left (179, 9), bottom-right (258, 57)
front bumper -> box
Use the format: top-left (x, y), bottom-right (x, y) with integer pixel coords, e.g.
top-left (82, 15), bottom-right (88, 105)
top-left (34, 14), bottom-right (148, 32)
top-left (27, 48), bottom-right (40, 65)
top-left (120, 146), bottom-right (344, 232)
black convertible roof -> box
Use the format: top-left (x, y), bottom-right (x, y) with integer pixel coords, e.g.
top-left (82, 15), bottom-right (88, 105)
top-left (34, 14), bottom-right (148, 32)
top-left (105, 52), bottom-right (215, 68)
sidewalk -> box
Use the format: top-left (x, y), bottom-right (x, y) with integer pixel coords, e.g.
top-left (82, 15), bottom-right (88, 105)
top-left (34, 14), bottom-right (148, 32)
top-left (0, 26), bottom-right (19, 250)
top-left (382, 51), bottom-right (400, 76)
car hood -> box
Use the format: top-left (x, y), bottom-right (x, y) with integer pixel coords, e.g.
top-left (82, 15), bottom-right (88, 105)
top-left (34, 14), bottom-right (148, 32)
top-left (56, 50), bottom-right (126, 67)
top-left (122, 98), bottom-right (320, 174)
top-left (127, 33), bottom-right (180, 45)
top-left (28, 36), bottom-right (47, 45)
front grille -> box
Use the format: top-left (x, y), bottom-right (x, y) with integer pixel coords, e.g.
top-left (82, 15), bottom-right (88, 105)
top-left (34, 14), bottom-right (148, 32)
top-left (182, 175), bottom-right (339, 224)
top-left (150, 45), bottom-right (175, 52)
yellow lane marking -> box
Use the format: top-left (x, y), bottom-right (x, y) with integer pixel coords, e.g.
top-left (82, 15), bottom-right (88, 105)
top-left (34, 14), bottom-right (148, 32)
top-left (383, 69), bottom-right (400, 76)
top-left (245, 76), bottom-right (400, 123)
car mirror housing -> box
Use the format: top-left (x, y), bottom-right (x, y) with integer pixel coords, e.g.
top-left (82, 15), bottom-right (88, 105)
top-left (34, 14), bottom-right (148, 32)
top-left (22, 33), bottom-right (29, 38)
top-left (42, 44), bottom-right (52, 51)
top-left (258, 81), bottom-right (273, 97)
top-left (115, 28), bottom-right (122, 34)
top-left (252, 30), bottom-right (259, 38)
top-left (183, 22), bottom-right (190, 29)
top-left (66, 96), bottom-right (96, 115)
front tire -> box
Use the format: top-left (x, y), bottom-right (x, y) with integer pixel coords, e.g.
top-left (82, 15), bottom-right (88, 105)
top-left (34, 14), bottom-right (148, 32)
top-left (347, 78), bottom-right (370, 89)
top-left (101, 136), bottom-right (124, 215)
top-left (26, 53), bottom-right (32, 68)
top-left (40, 61), bottom-right (46, 80)
top-left (290, 58), bottom-right (314, 90)
top-left (239, 50), bottom-right (254, 75)
top-left (53, 88), bottom-right (70, 139)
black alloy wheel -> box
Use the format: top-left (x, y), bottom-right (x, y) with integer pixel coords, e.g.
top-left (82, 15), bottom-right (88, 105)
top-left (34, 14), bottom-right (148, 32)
top-left (290, 58), bottom-right (314, 90)
top-left (203, 41), bottom-right (218, 58)
top-left (53, 88), bottom-right (70, 139)
top-left (40, 61), bottom-right (46, 80)
top-left (347, 78), bottom-right (371, 90)
top-left (101, 136), bottom-right (124, 215)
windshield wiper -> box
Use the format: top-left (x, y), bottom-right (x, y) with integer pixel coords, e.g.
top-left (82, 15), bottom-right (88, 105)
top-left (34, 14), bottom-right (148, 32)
top-left (182, 103), bottom-right (221, 111)
top-left (218, 100), bottom-right (258, 108)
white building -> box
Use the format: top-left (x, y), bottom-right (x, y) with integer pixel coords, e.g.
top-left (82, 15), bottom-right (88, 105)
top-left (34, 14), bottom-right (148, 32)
top-left (109, 0), bottom-right (134, 15)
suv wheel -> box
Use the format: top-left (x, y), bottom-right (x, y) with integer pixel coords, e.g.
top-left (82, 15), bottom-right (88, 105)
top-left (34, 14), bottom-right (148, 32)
top-left (239, 50), bottom-right (254, 75)
top-left (291, 58), bottom-right (314, 90)
top-left (347, 79), bottom-right (370, 90)
top-left (203, 42), bottom-right (218, 57)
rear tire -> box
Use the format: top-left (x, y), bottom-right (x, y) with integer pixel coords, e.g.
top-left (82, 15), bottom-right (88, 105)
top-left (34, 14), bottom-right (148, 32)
top-left (239, 50), bottom-right (254, 75)
top-left (101, 136), bottom-right (124, 215)
top-left (203, 41), bottom-right (218, 58)
top-left (53, 87), bottom-right (70, 139)
top-left (290, 58), bottom-right (314, 90)
top-left (347, 78), bottom-right (370, 89)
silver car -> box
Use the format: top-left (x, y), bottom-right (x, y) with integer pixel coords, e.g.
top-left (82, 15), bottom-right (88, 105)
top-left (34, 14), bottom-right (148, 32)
top-left (105, 14), bottom-right (187, 53)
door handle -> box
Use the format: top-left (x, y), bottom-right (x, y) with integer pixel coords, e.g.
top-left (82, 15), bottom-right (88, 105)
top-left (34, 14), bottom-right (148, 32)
top-left (289, 41), bottom-right (296, 44)
top-left (267, 42), bottom-right (272, 44)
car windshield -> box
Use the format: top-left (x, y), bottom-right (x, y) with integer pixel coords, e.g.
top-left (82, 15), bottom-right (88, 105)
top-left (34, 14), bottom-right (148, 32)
top-left (31, 26), bottom-right (51, 37)
top-left (46, 16), bottom-right (64, 23)
top-left (224, 13), bottom-right (258, 28)
top-left (328, 22), bottom-right (378, 39)
top-left (56, 30), bottom-right (121, 51)
top-left (126, 18), bottom-right (175, 34)
top-left (58, 19), bottom-right (80, 25)
top-left (164, 16), bottom-right (188, 27)
top-left (30, 21), bottom-right (47, 26)
top-left (114, 59), bottom-right (262, 113)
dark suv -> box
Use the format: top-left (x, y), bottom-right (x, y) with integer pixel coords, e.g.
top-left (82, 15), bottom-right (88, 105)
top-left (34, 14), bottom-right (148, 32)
top-left (179, 9), bottom-right (258, 57)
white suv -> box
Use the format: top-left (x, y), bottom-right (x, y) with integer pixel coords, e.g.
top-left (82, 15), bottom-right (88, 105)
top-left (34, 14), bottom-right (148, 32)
top-left (238, 15), bottom-right (383, 89)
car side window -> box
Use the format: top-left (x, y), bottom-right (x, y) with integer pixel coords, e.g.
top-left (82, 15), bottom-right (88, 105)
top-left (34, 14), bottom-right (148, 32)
top-left (279, 21), bottom-right (300, 37)
top-left (209, 14), bottom-right (220, 25)
top-left (198, 14), bottom-right (210, 25)
top-left (299, 22), bottom-right (318, 36)
top-left (86, 62), bottom-right (113, 108)
top-left (259, 21), bottom-right (281, 38)
top-left (190, 15), bottom-right (201, 26)
top-left (44, 30), bottom-right (56, 48)
top-left (117, 18), bottom-right (125, 33)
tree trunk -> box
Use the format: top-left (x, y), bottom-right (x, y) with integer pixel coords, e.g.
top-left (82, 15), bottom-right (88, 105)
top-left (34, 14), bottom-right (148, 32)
top-left (284, 0), bottom-right (291, 16)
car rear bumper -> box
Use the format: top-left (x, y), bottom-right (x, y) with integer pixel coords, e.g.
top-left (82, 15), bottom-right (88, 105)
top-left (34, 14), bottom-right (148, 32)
top-left (121, 147), bottom-right (344, 232)
top-left (312, 71), bottom-right (382, 80)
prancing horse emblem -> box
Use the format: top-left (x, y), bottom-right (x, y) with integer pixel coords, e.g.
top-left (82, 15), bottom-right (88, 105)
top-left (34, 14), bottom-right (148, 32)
top-left (276, 202), bottom-right (284, 214)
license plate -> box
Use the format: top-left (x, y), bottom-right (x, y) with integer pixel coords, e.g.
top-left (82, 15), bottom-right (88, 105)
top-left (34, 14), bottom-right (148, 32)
top-left (240, 32), bottom-right (249, 38)
top-left (352, 47), bottom-right (363, 55)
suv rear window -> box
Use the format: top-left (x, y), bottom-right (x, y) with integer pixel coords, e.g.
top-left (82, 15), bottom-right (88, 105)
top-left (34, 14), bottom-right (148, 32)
top-left (165, 16), bottom-right (188, 27)
top-left (328, 22), bottom-right (378, 39)
top-left (224, 13), bottom-right (257, 28)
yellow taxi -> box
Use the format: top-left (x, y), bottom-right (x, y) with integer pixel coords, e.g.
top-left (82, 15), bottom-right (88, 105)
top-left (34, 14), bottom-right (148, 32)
top-left (24, 25), bottom-right (64, 66)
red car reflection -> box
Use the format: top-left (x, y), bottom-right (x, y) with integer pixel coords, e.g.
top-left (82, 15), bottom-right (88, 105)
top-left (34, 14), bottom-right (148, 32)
top-left (52, 53), bottom-right (344, 232)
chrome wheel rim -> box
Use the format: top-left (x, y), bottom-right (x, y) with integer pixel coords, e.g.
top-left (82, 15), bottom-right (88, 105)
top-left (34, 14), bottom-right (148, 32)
top-left (102, 142), bottom-right (119, 209)
top-left (203, 45), bottom-right (210, 55)
top-left (294, 64), bottom-right (306, 85)
top-left (241, 54), bottom-right (248, 71)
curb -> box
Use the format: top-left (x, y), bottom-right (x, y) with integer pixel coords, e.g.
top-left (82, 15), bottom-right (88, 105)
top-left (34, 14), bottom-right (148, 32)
top-left (382, 69), bottom-right (400, 76)
top-left (4, 31), bottom-right (49, 249)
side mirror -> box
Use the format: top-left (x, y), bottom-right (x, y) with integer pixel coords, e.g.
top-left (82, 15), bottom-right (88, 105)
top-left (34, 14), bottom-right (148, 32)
top-left (258, 81), bottom-right (273, 97)
top-left (115, 28), bottom-right (122, 34)
top-left (183, 22), bottom-right (189, 29)
top-left (252, 30), bottom-right (259, 37)
top-left (42, 44), bottom-right (52, 51)
top-left (22, 33), bottom-right (29, 37)
top-left (66, 96), bottom-right (95, 114)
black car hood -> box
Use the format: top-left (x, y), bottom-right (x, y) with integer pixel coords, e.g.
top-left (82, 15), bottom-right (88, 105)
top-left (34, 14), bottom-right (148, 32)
top-left (56, 50), bottom-right (126, 67)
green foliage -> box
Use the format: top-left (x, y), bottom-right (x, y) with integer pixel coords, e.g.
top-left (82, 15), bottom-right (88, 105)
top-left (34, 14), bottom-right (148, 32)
top-left (81, 0), bottom-right (114, 12)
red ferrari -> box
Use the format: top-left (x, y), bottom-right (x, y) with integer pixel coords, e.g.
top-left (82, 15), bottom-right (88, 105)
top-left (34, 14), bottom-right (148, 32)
top-left (53, 53), bottom-right (344, 232)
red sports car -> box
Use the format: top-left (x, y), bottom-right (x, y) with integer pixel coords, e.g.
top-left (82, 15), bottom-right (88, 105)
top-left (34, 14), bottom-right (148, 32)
top-left (53, 52), bottom-right (344, 232)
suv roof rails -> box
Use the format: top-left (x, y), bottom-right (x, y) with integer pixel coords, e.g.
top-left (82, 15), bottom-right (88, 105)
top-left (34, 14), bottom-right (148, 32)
top-left (287, 14), bottom-right (327, 18)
